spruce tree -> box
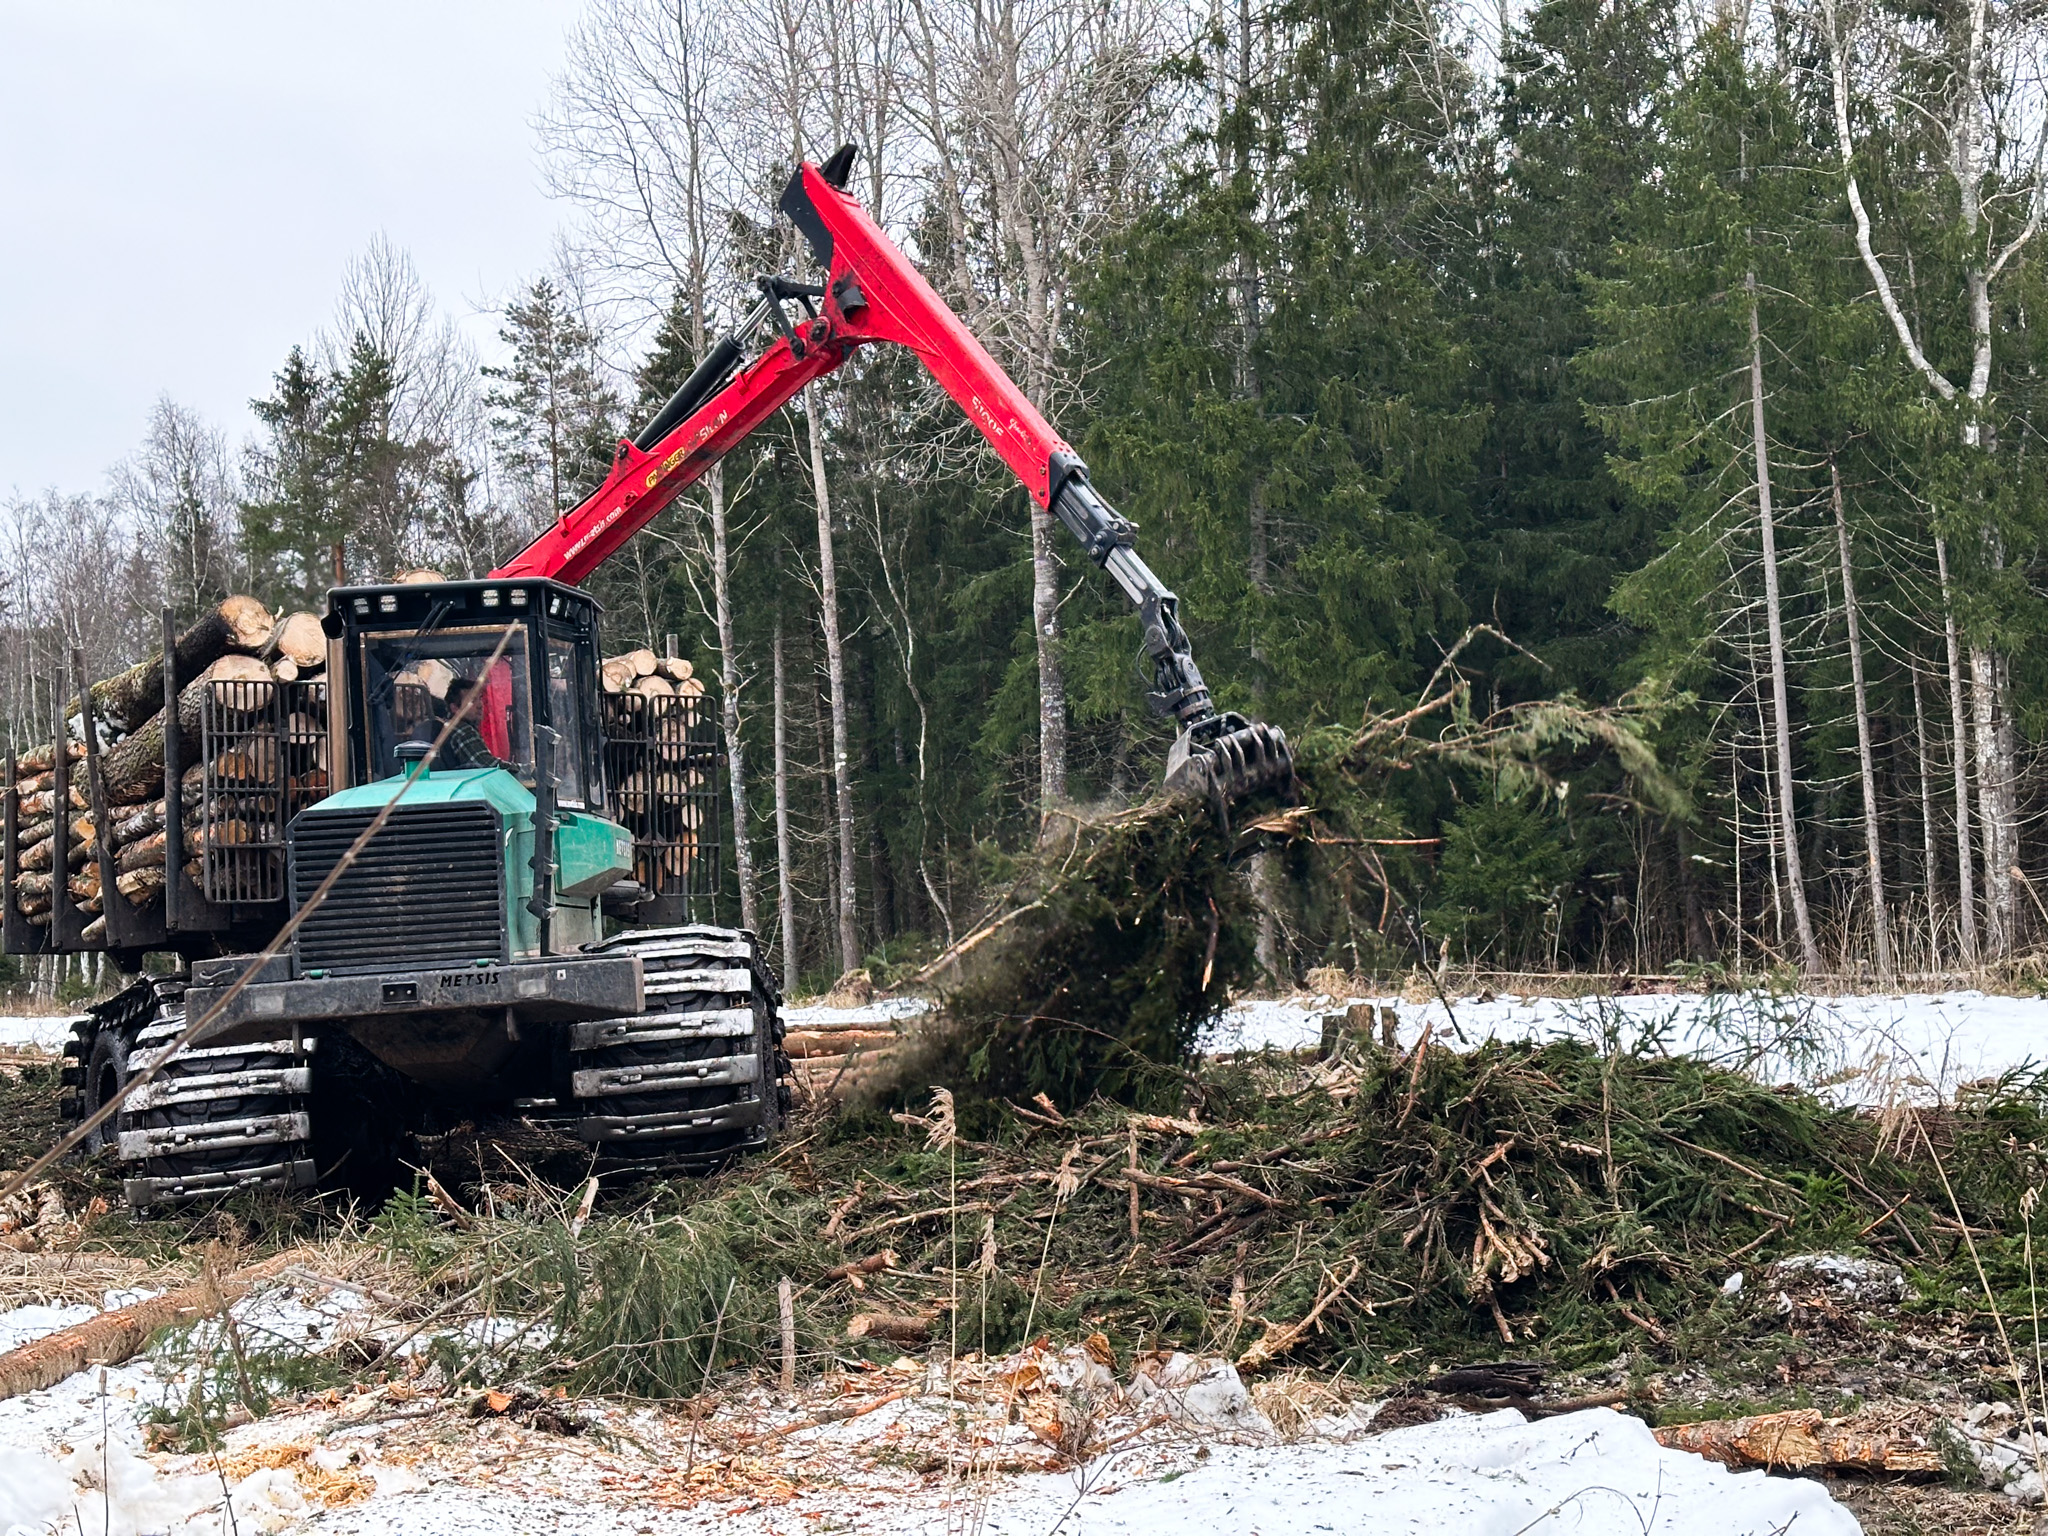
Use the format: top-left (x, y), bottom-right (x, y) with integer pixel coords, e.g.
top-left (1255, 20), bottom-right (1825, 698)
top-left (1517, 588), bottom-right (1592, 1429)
top-left (483, 277), bottom-right (622, 526)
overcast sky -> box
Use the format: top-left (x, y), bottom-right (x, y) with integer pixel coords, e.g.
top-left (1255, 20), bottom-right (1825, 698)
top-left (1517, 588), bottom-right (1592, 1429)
top-left (0, 2), bottom-right (580, 497)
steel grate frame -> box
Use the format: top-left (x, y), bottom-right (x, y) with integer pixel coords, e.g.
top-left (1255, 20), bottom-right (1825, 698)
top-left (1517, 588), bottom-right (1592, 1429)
top-left (288, 801), bottom-right (505, 974)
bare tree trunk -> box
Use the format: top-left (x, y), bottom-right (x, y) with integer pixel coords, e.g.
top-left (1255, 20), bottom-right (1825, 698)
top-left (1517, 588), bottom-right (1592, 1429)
top-left (1936, 535), bottom-right (1981, 966)
top-left (1911, 666), bottom-right (1941, 969)
top-left (806, 383), bottom-right (860, 973)
top-left (808, 626), bottom-right (840, 967)
top-left (1748, 290), bottom-right (1820, 975)
top-left (706, 463), bottom-right (756, 932)
top-left (1830, 460), bottom-right (1891, 979)
top-left (1972, 644), bottom-right (2013, 957)
top-left (773, 615), bottom-right (798, 989)
top-left (1031, 511), bottom-right (1066, 815)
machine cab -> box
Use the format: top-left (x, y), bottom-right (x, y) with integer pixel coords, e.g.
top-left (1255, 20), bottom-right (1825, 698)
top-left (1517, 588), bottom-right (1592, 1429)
top-left (325, 578), bottom-right (604, 805)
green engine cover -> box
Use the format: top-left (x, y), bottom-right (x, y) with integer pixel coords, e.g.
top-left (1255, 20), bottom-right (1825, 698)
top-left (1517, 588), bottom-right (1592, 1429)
top-left (312, 765), bottom-right (633, 957)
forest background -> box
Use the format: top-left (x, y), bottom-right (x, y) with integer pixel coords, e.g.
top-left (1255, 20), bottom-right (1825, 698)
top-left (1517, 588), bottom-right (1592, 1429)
top-left (4, 0), bottom-right (2043, 992)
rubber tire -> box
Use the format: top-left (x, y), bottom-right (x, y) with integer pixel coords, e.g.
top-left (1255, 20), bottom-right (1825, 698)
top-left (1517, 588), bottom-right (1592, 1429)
top-left (80, 1028), bottom-right (130, 1157)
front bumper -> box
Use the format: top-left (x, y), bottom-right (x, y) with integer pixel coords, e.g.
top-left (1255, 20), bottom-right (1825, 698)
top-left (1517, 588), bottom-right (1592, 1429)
top-left (185, 954), bottom-right (645, 1044)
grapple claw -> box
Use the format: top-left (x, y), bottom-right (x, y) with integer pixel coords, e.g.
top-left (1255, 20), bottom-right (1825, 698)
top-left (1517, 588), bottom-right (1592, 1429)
top-left (1164, 712), bottom-right (1295, 817)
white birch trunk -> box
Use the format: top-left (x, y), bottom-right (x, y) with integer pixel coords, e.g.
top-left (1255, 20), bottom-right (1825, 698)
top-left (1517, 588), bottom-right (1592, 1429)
top-left (1972, 644), bottom-right (2012, 957)
top-left (706, 462), bottom-right (757, 932)
top-left (1937, 536), bottom-right (1981, 966)
top-left (1911, 666), bottom-right (1941, 968)
top-left (1031, 510), bottom-right (1066, 815)
top-left (806, 383), bottom-right (861, 974)
top-left (1830, 461), bottom-right (1891, 978)
top-left (773, 615), bottom-right (798, 989)
top-left (1748, 290), bottom-right (1820, 974)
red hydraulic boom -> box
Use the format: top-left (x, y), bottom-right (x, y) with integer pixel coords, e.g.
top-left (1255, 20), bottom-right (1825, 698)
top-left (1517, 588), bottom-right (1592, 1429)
top-left (495, 146), bottom-right (1290, 808)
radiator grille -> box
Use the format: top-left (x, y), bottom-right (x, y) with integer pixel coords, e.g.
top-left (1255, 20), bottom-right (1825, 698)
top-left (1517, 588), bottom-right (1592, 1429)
top-left (289, 802), bottom-right (504, 975)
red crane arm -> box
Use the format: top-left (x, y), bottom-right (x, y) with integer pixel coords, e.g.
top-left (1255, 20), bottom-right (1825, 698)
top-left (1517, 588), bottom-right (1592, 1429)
top-left (496, 152), bottom-right (1292, 807)
top-left (494, 160), bottom-right (1080, 584)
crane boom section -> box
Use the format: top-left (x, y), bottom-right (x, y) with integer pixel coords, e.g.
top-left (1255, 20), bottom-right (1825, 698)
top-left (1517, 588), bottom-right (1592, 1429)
top-left (493, 161), bottom-right (1068, 585)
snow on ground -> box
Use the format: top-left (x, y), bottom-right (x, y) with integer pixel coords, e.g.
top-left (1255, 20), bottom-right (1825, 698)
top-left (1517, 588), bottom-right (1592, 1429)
top-left (777, 985), bottom-right (2048, 1103)
top-left (0, 1277), bottom-right (1858, 1536)
top-left (0, 1014), bottom-right (80, 1053)
top-left (1209, 988), bottom-right (2048, 1103)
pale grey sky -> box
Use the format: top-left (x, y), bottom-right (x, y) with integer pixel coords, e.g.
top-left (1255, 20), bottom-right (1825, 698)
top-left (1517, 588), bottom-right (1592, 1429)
top-left (0, 2), bottom-right (580, 495)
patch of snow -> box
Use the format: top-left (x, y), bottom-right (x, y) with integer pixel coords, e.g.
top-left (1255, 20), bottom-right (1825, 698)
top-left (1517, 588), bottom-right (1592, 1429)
top-left (1767, 1253), bottom-right (1908, 1306)
top-left (0, 1013), bottom-right (81, 1053)
top-left (975, 1406), bottom-right (1858, 1535)
top-left (1128, 1352), bottom-right (1272, 1436)
top-left (1208, 987), bottom-right (2048, 1103)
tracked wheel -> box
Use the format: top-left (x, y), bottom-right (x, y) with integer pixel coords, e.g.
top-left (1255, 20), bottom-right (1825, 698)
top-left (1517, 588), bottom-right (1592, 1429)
top-left (117, 986), bottom-right (317, 1211)
top-left (566, 925), bottom-right (789, 1166)
top-left (59, 978), bottom-right (158, 1157)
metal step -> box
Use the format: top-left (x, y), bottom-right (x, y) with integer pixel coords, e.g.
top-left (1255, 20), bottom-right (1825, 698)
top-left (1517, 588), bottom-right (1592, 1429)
top-left (576, 1100), bottom-right (765, 1143)
top-left (129, 1036), bottom-right (315, 1074)
top-left (571, 1051), bottom-right (760, 1099)
top-left (641, 966), bottom-right (752, 994)
top-left (568, 1006), bottom-right (754, 1051)
top-left (128, 1066), bottom-right (311, 1111)
top-left (118, 1111), bottom-right (310, 1163)
top-left (125, 1158), bottom-right (316, 1208)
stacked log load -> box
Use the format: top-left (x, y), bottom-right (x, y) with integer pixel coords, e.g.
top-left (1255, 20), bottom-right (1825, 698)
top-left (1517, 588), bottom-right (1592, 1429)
top-left (599, 647), bottom-right (710, 888)
top-left (6, 599), bottom-right (329, 943)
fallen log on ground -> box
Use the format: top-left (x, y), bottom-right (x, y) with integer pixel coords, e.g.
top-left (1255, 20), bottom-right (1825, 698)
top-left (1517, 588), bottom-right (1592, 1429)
top-left (1653, 1407), bottom-right (1943, 1474)
top-left (0, 1246), bottom-right (312, 1402)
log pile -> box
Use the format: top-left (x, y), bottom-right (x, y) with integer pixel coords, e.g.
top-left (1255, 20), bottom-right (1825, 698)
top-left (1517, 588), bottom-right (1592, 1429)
top-left (600, 647), bottom-right (711, 892)
top-left (6, 597), bottom-right (330, 940)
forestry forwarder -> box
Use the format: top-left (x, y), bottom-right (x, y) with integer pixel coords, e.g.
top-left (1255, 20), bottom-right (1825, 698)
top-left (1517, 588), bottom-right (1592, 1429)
top-left (37, 147), bottom-right (1293, 1211)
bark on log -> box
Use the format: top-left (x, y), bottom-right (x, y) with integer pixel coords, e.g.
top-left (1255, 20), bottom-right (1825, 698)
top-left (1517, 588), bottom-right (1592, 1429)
top-left (1653, 1408), bottom-right (1942, 1474)
top-left (68, 870), bottom-right (98, 902)
top-left (69, 595), bottom-right (275, 740)
top-left (783, 1029), bottom-right (898, 1058)
top-left (100, 659), bottom-right (267, 803)
top-left (81, 916), bottom-right (105, 946)
top-left (0, 1247), bottom-right (311, 1402)
top-left (111, 802), bottom-right (165, 848)
top-left (844, 1313), bottom-right (930, 1344)
top-left (19, 786), bottom-right (88, 818)
top-left (15, 742), bottom-right (83, 774)
top-left (116, 831), bottom-right (166, 874)
top-left (16, 817), bottom-right (51, 849)
top-left (656, 656), bottom-right (694, 683)
top-left (115, 867), bottom-right (165, 902)
top-left (19, 834), bottom-right (92, 874)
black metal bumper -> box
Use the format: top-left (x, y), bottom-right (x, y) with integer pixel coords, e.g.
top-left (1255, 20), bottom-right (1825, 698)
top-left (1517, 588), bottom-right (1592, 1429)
top-left (184, 954), bottom-right (645, 1044)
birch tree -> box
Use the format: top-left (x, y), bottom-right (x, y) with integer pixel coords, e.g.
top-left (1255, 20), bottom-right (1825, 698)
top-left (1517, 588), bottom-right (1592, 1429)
top-left (901, 0), bottom-right (1181, 816)
top-left (544, 0), bottom-right (765, 932)
top-left (1822, 0), bottom-right (2048, 956)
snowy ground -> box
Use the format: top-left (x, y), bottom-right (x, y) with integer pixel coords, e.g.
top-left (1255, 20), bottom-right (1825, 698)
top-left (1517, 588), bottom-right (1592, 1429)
top-left (1206, 987), bottom-right (2048, 1104)
top-left (0, 1283), bottom-right (1860, 1536)
top-left (0, 1014), bottom-right (78, 1054)
top-left (784, 986), bottom-right (2048, 1105)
